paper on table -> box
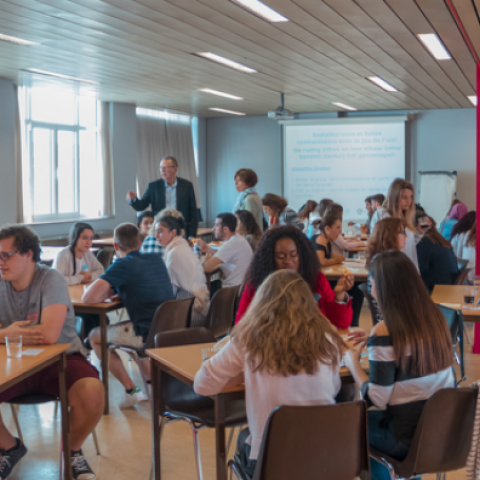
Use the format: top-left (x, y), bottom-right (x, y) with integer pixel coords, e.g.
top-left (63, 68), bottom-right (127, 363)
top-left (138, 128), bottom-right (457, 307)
top-left (440, 303), bottom-right (462, 310)
top-left (22, 348), bottom-right (44, 356)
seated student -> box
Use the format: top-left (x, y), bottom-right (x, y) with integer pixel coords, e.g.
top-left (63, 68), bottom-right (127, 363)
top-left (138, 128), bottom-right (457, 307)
top-left (155, 216), bottom-right (209, 326)
top-left (306, 198), bottom-right (333, 238)
top-left (137, 210), bottom-right (155, 242)
top-left (345, 250), bottom-right (455, 480)
top-left (235, 209), bottom-right (263, 253)
top-left (439, 200), bottom-right (468, 241)
top-left (298, 200), bottom-right (318, 234)
top-left (370, 193), bottom-right (385, 214)
top-left (313, 214), bottom-right (346, 266)
top-left (195, 269), bottom-right (344, 478)
top-left (462, 223), bottom-right (476, 284)
top-left (197, 213), bottom-right (253, 292)
top-left (262, 193), bottom-right (304, 230)
top-left (0, 225), bottom-right (103, 480)
top-left (53, 222), bottom-right (104, 286)
top-left (451, 210), bottom-right (476, 259)
top-left (235, 225), bottom-right (353, 329)
top-left (416, 211), bottom-right (458, 293)
top-left (324, 203), bottom-right (364, 255)
top-left (83, 223), bottom-right (174, 408)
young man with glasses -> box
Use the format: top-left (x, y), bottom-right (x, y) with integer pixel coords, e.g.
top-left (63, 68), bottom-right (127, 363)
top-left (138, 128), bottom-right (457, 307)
top-left (126, 156), bottom-right (198, 238)
top-left (0, 225), bottom-right (104, 480)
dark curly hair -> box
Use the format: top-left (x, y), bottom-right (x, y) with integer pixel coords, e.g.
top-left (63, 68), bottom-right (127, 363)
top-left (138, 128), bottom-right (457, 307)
top-left (246, 225), bottom-right (320, 292)
top-left (0, 224), bottom-right (41, 262)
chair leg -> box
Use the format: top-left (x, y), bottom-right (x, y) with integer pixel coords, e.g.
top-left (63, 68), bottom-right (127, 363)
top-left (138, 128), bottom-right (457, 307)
top-left (9, 405), bottom-right (23, 444)
top-left (436, 473), bottom-right (446, 480)
top-left (226, 427), bottom-right (236, 455)
top-left (92, 428), bottom-right (100, 455)
top-left (184, 418), bottom-right (204, 480)
top-left (464, 323), bottom-right (472, 344)
top-left (148, 415), bottom-right (166, 480)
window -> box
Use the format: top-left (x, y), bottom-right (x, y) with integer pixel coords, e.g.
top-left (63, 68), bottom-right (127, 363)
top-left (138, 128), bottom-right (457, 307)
top-left (21, 86), bottom-right (105, 223)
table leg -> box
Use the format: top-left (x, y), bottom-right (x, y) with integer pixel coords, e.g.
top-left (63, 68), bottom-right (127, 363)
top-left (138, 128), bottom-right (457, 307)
top-left (59, 353), bottom-right (72, 480)
top-left (100, 312), bottom-right (109, 415)
top-left (151, 359), bottom-right (161, 480)
top-left (215, 395), bottom-right (227, 480)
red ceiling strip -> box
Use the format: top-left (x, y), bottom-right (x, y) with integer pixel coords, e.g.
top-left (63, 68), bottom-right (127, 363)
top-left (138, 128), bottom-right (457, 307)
top-left (444, 0), bottom-right (480, 65)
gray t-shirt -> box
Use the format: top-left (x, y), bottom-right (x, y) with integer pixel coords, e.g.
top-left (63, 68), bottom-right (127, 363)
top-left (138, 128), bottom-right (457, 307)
top-left (0, 264), bottom-right (82, 354)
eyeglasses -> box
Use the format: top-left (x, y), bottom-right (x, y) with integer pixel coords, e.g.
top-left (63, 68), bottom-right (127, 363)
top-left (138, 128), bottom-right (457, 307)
top-left (0, 250), bottom-right (19, 262)
top-left (399, 230), bottom-right (407, 236)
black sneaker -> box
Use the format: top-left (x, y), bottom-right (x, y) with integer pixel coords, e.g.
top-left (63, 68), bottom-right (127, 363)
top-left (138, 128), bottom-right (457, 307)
top-left (0, 438), bottom-right (27, 480)
top-left (71, 450), bottom-right (96, 480)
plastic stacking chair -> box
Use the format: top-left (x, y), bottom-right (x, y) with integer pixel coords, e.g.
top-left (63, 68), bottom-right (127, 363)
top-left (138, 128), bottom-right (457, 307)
top-left (437, 304), bottom-right (466, 382)
top-left (204, 285), bottom-right (241, 338)
top-left (228, 402), bottom-right (370, 480)
top-left (358, 282), bottom-right (381, 326)
top-left (110, 297), bottom-right (194, 400)
top-left (370, 387), bottom-right (477, 479)
top-left (153, 327), bottom-right (247, 480)
top-left (9, 394), bottom-right (100, 480)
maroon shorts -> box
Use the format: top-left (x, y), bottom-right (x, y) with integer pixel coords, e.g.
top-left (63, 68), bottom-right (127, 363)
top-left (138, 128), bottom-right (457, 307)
top-left (0, 353), bottom-right (100, 403)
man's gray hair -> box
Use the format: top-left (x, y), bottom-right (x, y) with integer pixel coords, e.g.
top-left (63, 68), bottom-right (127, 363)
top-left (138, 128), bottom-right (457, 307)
top-left (160, 156), bottom-right (178, 167)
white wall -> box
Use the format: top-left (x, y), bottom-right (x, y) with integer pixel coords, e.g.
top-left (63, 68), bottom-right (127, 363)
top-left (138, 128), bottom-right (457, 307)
top-left (205, 109), bottom-right (477, 222)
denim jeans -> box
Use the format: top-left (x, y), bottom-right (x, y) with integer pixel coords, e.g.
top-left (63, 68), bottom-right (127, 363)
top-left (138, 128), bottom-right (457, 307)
top-left (237, 428), bottom-right (257, 479)
top-left (368, 410), bottom-right (421, 480)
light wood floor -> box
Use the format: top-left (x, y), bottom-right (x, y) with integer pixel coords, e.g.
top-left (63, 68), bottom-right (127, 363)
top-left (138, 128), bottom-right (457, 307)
top-left (3, 306), bottom-right (478, 480)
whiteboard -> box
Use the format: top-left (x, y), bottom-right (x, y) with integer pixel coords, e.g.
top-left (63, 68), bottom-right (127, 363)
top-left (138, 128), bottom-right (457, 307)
top-left (419, 171), bottom-right (457, 225)
top-left (282, 117), bottom-right (406, 220)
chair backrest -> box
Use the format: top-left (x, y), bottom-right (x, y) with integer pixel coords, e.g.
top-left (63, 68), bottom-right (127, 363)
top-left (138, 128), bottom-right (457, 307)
top-left (436, 304), bottom-right (460, 344)
top-left (154, 327), bottom-right (216, 414)
top-left (358, 282), bottom-right (381, 326)
top-left (144, 298), bottom-right (195, 349)
top-left (454, 259), bottom-right (469, 285)
top-left (96, 247), bottom-right (115, 269)
top-left (252, 402), bottom-right (369, 480)
top-left (401, 387), bottom-right (477, 476)
top-left (204, 285), bottom-right (241, 338)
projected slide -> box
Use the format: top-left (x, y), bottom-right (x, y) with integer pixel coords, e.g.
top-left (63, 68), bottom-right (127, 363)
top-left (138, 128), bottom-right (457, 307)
top-left (284, 119), bottom-right (406, 220)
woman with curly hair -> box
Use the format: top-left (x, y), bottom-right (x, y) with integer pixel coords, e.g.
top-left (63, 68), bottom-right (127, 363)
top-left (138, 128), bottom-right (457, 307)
top-left (195, 270), bottom-right (345, 478)
top-left (235, 225), bottom-right (353, 329)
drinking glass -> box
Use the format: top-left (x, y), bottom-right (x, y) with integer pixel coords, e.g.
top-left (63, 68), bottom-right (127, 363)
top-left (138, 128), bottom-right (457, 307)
top-left (463, 286), bottom-right (475, 310)
top-left (6, 335), bottom-right (22, 358)
top-left (201, 347), bottom-right (216, 361)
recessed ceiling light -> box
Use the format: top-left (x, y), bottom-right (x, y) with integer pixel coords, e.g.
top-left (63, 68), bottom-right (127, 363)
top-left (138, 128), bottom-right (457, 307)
top-left (195, 53), bottom-right (257, 73)
top-left (209, 108), bottom-right (246, 116)
top-left (199, 88), bottom-right (244, 101)
top-left (230, 0), bottom-right (289, 22)
top-left (418, 34), bottom-right (451, 60)
top-left (367, 76), bottom-right (398, 92)
top-left (331, 102), bottom-right (357, 111)
top-left (25, 69), bottom-right (98, 84)
top-left (0, 33), bottom-right (38, 46)
top-left (468, 95), bottom-right (477, 106)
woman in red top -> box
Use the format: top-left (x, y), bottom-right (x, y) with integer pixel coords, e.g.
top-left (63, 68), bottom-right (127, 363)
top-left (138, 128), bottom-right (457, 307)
top-left (235, 225), bottom-right (354, 329)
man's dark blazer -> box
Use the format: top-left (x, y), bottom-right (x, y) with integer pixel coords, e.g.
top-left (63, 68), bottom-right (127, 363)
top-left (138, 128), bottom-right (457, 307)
top-left (130, 177), bottom-right (198, 237)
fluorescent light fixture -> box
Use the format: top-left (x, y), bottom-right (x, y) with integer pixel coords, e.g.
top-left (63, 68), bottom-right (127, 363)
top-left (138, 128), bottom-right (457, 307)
top-left (0, 33), bottom-right (37, 46)
top-left (231, 0), bottom-right (289, 22)
top-left (195, 52), bottom-right (257, 73)
top-left (199, 88), bottom-right (244, 100)
top-left (418, 34), bottom-right (451, 60)
top-left (468, 95), bottom-right (477, 106)
top-left (331, 102), bottom-right (357, 111)
top-left (367, 76), bottom-right (398, 92)
top-left (25, 69), bottom-right (98, 84)
top-left (209, 108), bottom-right (246, 116)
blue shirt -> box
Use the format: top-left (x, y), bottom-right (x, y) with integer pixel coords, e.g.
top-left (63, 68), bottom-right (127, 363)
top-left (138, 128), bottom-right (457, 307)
top-left (100, 251), bottom-right (174, 341)
top-left (165, 180), bottom-right (177, 209)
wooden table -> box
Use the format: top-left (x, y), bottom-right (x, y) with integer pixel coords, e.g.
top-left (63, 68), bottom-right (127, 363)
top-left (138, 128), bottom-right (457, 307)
top-left (147, 342), bottom-right (360, 480)
top-left (69, 285), bottom-right (123, 414)
top-left (0, 344), bottom-right (71, 479)
top-left (323, 261), bottom-right (368, 281)
top-left (431, 284), bottom-right (480, 319)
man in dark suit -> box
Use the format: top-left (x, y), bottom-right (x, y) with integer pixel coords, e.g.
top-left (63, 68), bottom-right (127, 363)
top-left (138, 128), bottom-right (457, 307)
top-left (126, 156), bottom-right (198, 237)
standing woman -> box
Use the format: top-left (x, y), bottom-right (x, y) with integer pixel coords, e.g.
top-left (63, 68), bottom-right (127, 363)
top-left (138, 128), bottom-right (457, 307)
top-left (235, 210), bottom-right (263, 253)
top-left (232, 169), bottom-right (264, 232)
top-left (262, 193), bottom-right (304, 230)
top-left (369, 178), bottom-right (419, 269)
top-left (345, 251), bottom-right (454, 480)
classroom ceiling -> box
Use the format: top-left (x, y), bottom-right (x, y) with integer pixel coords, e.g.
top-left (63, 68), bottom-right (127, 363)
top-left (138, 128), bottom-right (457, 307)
top-left (0, 0), bottom-right (478, 117)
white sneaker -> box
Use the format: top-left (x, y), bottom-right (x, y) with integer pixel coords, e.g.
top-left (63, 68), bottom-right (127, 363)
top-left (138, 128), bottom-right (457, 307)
top-left (119, 386), bottom-right (148, 409)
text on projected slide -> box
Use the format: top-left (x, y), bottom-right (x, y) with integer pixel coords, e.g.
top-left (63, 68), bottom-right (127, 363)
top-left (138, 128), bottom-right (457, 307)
top-left (284, 122), bottom-right (405, 218)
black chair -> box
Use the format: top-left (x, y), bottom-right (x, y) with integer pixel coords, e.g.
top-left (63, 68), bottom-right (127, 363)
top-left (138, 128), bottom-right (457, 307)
top-left (436, 304), bottom-right (466, 382)
top-left (110, 297), bottom-right (195, 399)
top-left (358, 282), bottom-right (381, 326)
top-left (229, 402), bottom-right (370, 480)
top-left (370, 387), bottom-right (477, 479)
top-left (153, 327), bottom-right (247, 480)
top-left (96, 247), bottom-right (115, 269)
top-left (454, 259), bottom-right (469, 285)
top-left (204, 285), bottom-right (241, 338)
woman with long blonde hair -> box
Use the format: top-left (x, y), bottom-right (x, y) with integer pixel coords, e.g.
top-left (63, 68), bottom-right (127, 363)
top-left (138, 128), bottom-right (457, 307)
top-left (369, 178), bottom-right (418, 269)
top-left (194, 269), bottom-right (344, 477)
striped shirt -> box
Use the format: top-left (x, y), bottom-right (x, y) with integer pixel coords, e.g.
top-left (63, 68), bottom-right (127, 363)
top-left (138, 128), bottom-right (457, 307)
top-left (362, 335), bottom-right (455, 441)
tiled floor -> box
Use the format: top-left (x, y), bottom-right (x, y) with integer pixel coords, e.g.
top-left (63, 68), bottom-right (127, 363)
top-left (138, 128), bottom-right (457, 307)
top-left (2, 306), bottom-right (477, 479)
